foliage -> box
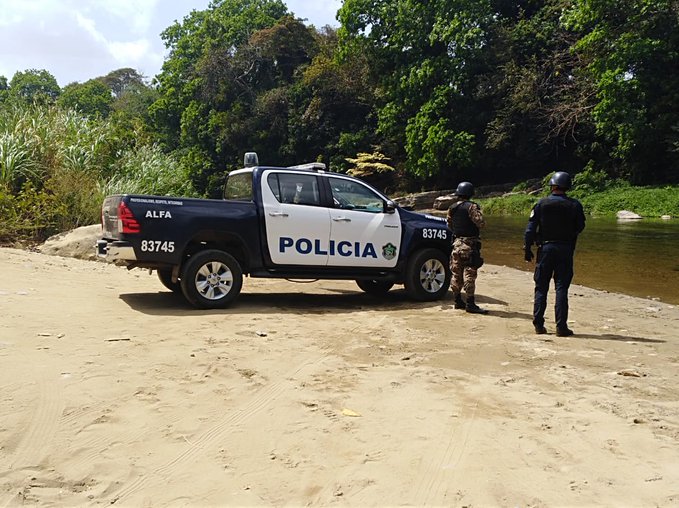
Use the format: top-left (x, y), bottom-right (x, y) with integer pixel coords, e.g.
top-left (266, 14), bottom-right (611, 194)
top-left (58, 79), bottom-right (114, 118)
top-left (0, 182), bottom-right (66, 244)
top-left (480, 175), bottom-right (679, 218)
top-left (578, 186), bottom-right (679, 217)
top-left (101, 144), bottom-right (197, 197)
top-left (0, 104), bottom-right (106, 191)
top-left (338, 0), bottom-right (495, 184)
top-left (346, 150), bottom-right (394, 177)
top-left (8, 69), bottom-right (61, 104)
top-left (98, 68), bottom-right (147, 99)
top-left (562, 0), bottom-right (679, 183)
top-left (477, 193), bottom-right (538, 216)
top-left (3, 1), bottom-right (679, 243)
top-left (0, 100), bottom-right (194, 243)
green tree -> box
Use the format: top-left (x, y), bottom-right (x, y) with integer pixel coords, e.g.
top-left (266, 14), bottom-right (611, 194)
top-left (8, 69), bottom-right (60, 104)
top-left (58, 79), bottom-right (114, 117)
top-left (564, 0), bottom-right (679, 183)
top-left (291, 26), bottom-right (379, 173)
top-left (479, 0), bottom-right (595, 183)
top-left (338, 0), bottom-right (496, 185)
top-left (0, 76), bottom-right (8, 102)
top-left (98, 68), bottom-right (147, 99)
top-left (151, 0), bottom-right (288, 152)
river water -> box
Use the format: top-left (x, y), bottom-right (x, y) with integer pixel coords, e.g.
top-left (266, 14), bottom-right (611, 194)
top-left (473, 215), bottom-right (679, 305)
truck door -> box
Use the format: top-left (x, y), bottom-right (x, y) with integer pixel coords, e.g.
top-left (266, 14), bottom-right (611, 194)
top-left (262, 171), bottom-right (331, 265)
top-left (327, 176), bottom-right (402, 268)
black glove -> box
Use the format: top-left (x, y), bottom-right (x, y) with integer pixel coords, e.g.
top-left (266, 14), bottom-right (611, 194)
top-left (524, 247), bottom-right (534, 262)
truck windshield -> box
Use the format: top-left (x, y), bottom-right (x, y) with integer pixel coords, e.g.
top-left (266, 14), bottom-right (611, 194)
top-left (224, 172), bottom-right (253, 200)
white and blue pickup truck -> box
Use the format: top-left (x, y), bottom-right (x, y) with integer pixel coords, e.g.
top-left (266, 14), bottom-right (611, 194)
top-left (97, 154), bottom-right (452, 308)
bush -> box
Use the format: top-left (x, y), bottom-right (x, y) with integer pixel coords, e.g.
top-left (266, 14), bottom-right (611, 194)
top-left (579, 186), bottom-right (679, 217)
top-left (0, 182), bottom-right (66, 244)
top-left (478, 193), bottom-right (538, 215)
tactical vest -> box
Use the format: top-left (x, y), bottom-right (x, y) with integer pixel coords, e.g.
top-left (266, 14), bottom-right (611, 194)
top-left (538, 196), bottom-right (580, 243)
top-left (450, 201), bottom-right (480, 238)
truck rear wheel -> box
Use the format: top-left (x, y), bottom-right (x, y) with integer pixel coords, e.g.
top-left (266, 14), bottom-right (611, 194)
top-left (180, 250), bottom-right (243, 309)
top-left (356, 279), bottom-right (394, 295)
top-left (404, 248), bottom-right (450, 301)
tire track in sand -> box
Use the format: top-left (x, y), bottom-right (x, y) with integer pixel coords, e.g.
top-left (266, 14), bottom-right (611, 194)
top-left (110, 354), bottom-right (327, 504)
top-left (410, 401), bottom-right (479, 505)
top-left (0, 353), bottom-right (65, 507)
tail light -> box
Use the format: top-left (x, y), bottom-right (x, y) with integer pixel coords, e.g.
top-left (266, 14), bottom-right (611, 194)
top-left (118, 201), bottom-right (141, 234)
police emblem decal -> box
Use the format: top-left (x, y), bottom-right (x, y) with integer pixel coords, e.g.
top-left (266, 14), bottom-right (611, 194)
top-left (382, 243), bottom-right (397, 260)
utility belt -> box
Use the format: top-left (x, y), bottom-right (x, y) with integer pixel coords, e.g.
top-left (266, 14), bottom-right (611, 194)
top-left (454, 236), bottom-right (481, 243)
top-left (538, 240), bottom-right (576, 249)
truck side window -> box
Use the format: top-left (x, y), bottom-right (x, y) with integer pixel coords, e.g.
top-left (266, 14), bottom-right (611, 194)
top-left (328, 177), bottom-right (384, 213)
top-left (224, 172), bottom-right (253, 200)
top-left (268, 173), bottom-right (320, 206)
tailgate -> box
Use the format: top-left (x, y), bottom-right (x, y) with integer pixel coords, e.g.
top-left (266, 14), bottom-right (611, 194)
top-left (101, 195), bottom-right (123, 238)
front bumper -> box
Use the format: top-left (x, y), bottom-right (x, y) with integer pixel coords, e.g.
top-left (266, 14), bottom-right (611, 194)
top-left (96, 239), bottom-right (137, 262)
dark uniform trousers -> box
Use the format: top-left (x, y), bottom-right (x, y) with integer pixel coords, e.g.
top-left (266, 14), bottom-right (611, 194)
top-left (533, 242), bottom-right (574, 331)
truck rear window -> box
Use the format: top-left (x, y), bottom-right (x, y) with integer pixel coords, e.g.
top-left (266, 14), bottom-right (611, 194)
top-left (224, 172), bottom-right (253, 200)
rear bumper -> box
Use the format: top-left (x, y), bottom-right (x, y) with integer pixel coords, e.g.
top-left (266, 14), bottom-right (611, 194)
top-left (96, 239), bottom-right (136, 261)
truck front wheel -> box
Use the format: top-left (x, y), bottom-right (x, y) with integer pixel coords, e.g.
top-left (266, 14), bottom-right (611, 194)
top-left (356, 279), bottom-right (394, 295)
top-left (404, 248), bottom-right (450, 301)
top-left (180, 250), bottom-right (243, 309)
top-left (157, 269), bottom-right (181, 293)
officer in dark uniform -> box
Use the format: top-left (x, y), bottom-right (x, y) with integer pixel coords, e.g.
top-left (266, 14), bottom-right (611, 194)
top-left (447, 181), bottom-right (487, 314)
top-left (524, 171), bottom-right (586, 336)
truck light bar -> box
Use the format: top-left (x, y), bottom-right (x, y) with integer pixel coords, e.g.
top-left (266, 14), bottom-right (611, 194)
top-left (287, 162), bottom-right (326, 171)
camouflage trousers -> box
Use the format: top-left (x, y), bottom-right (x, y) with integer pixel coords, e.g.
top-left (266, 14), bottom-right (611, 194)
top-left (450, 237), bottom-right (480, 296)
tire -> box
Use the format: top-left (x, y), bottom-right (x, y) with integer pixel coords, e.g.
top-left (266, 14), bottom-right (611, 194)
top-left (157, 269), bottom-right (181, 293)
top-left (180, 250), bottom-right (243, 309)
top-left (404, 248), bottom-right (451, 301)
top-left (356, 279), bottom-right (394, 295)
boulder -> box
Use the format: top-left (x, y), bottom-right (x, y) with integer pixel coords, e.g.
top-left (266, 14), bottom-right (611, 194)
top-left (433, 195), bottom-right (457, 210)
top-left (38, 224), bottom-right (102, 261)
top-left (616, 210), bottom-right (642, 220)
top-left (393, 190), bottom-right (453, 210)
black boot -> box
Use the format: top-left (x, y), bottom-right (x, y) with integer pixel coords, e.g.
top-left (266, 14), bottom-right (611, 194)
top-left (465, 296), bottom-right (488, 314)
top-left (454, 293), bottom-right (466, 309)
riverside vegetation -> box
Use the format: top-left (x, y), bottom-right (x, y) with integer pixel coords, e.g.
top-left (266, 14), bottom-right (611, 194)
top-left (479, 169), bottom-right (679, 218)
top-left (1, 0), bottom-right (678, 244)
top-left (1, 102), bottom-right (677, 247)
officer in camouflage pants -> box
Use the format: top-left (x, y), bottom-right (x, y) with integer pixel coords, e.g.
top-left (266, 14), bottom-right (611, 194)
top-left (447, 182), bottom-right (488, 314)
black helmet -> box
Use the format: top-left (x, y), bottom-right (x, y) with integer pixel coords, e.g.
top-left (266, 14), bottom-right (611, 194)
top-left (455, 181), bottom-right (474, 198)
top-left (548, 171), bottom-right (572, 190)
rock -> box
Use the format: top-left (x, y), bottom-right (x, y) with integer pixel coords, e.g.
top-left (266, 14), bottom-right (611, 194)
top-left (394, 190), bottom-right (453, 210)
top-left (616, 210), bottom-right (642, 220)
top-left (38, 224), bottom-right (102, 261)
top-left (433, 195), bottom-right (457, 210)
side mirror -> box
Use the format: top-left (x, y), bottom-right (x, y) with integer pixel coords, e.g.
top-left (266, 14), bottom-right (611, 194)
top-left (384, 200), bottom-right (396, 214)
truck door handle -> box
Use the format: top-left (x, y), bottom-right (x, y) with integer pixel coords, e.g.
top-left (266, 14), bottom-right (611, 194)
top-left (269, 212), bottom-right (289, 217)
top-left (332, 217), bottom-right (351, 222)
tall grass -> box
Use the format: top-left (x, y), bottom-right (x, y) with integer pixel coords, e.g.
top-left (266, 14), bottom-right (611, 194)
top-left (101, 144), bottom-right (196, 197)
top-left (0, 102), bottom-right (195, 244)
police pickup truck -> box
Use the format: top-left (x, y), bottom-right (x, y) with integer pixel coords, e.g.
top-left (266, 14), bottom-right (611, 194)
top-left (97, 154), bottom-right (452, 309)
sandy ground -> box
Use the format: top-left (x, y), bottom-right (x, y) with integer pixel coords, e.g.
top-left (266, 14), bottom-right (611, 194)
top-left (1, 246), bottom-right (678, 507)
